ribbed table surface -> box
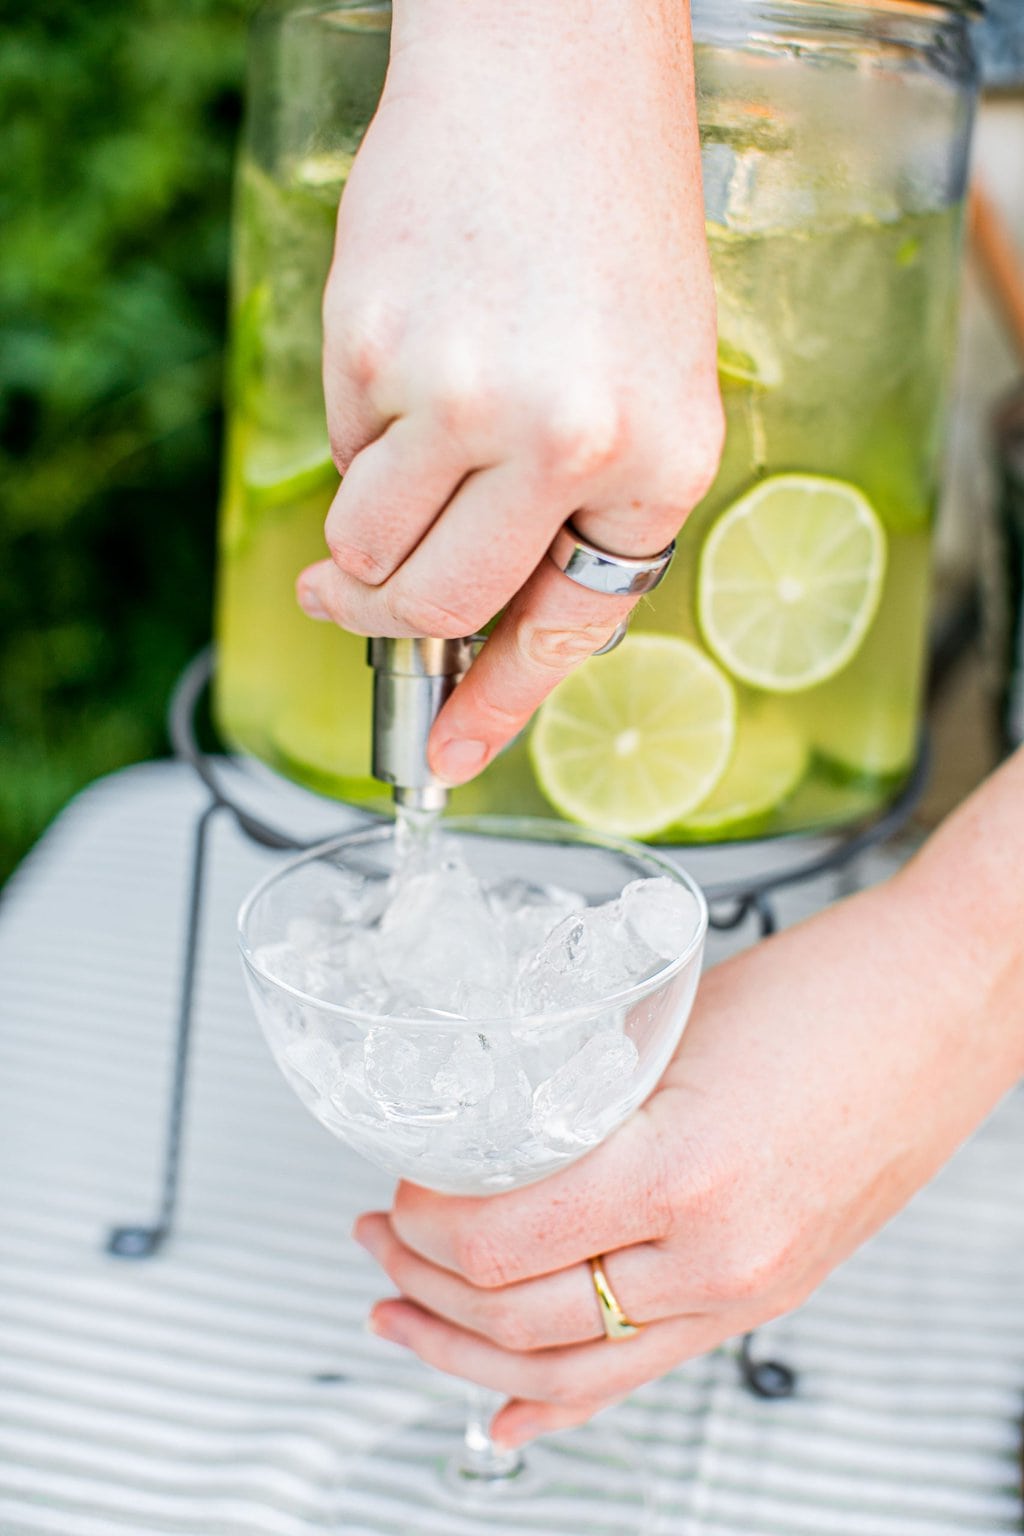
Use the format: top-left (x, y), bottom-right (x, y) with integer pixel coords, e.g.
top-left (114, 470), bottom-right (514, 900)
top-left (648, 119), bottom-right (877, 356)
top-left (1, 763), bottom-right (1022, 1535)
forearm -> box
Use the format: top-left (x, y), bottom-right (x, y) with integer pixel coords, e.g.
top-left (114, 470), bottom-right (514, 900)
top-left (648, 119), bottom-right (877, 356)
top-left (667, 750), bottom-right (1024, 1276)
top-left (389, 0), bottom-right (700, 175)
top-left (889, 745), bottom-right (1024, 1087)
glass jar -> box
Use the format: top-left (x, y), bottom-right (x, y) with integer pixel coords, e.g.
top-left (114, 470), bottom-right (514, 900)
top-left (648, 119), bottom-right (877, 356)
top-left (214, 0), bottom-right (979, 842)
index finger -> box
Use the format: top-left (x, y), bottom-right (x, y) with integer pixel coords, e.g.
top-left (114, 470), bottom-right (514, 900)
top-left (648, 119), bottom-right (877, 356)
top-left (426, 560), bottom-right (636, 787)
top-left (389, 1110), bottom-right (673, 1288)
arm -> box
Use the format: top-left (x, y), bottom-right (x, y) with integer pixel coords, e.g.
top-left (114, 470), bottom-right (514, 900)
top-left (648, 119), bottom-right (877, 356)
top-left (297, 0), bottom-right (723, 782)
top-left (352, 748), bottom-right (1024, 1446)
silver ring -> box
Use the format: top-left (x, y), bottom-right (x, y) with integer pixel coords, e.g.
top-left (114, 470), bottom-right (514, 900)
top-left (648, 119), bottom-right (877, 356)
top-left (593, 620), bottom-right (629, 656)
top-left (548, 521), bottom-right (675, 598)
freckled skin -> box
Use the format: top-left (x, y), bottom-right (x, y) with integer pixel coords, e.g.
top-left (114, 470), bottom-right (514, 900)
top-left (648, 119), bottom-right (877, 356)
top-left (298, 0), bottom-right (724, 784)
top-left (294, 0), bottom-right (1024, 1452)
top-left (353, 751), bottom-right (1024, 1446)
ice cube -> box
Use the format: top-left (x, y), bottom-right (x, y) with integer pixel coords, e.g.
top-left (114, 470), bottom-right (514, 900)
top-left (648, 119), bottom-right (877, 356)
top-left (283, 1034), bottom-right (346, 1097)
top-left (515, 902), bottom-right (636, 1013)
top-left (426, 1041), bottom-right (534, 1172)
top-left (620, 877), bottom-right (700, 962)
top-left (369, 859), bottom-right (514, 1014)
top-left (363, 1025), bottom-right (496, 1122)
top-left (285, 915), bottom-right (335, 953)
top-left (280, 1032), bottom-right (417, 1146)
top-left (486, 879), bottom-right (585, 962)
top-left (531, 1029), bottom-right (639, 1149)
top-left (279, 1034), bottom-right (367, 1136)
top-left (254, 940), bottom-right (314, 993)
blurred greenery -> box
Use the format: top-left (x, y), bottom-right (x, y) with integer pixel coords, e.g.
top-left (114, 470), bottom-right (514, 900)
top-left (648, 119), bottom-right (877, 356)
top-left (0, 0), bottom-right (257, 882)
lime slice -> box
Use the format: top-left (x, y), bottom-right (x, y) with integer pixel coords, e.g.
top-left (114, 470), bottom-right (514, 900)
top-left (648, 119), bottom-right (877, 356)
top-left (807, 693), bottom-right (916, 782)
top-left (673, 698), bottom-right (808, 840)
top-left (242, 437), bottom-right (338, 511)
top-left (698, 474), bottom-right (887, 694)
top-left (530, 635), bottom-right (736, 838)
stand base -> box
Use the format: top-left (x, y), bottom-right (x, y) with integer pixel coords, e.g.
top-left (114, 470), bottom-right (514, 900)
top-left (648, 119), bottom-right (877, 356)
top-left (330, 1401), bottom-right (655, 1535)
top-left (106, 1225), bottom-right (169, 1260)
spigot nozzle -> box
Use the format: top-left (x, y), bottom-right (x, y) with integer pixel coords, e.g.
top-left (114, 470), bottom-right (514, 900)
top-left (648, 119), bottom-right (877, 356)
top-left (368, 636), bottom-right (478, 811)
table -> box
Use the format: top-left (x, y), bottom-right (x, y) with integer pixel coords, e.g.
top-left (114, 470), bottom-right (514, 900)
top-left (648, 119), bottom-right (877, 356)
top-left (1, 763), bottom-right (1022, 1534)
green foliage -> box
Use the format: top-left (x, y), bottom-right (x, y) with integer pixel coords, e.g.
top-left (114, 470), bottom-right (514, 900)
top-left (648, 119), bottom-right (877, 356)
top-left (0, 0), bottom-right (257, 881)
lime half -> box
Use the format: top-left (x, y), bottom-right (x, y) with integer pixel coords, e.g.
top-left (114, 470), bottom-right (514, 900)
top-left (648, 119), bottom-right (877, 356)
top-left (698, 474), bottom-right (887, 694)
top-left (530, 635), bottom-right (736, 838)
top-left (673, 698), bottom-right (808, 840)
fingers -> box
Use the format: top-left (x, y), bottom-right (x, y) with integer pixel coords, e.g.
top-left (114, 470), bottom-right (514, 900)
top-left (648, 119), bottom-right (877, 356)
top-left (368, 1295), bottom-right (722, 1411)
top-left (322, 416), bottom-right (472, 586)
top-left (389, 1112), bottom-right (674, 1287)
top-left (355, 1210), bottom-right (678, 1350)
top-left (321, 351), bottom-right (388, 479)
top-left (383, 460), bottom-right (565, 633)
top-left (490, 1397), bottom-right (611, 1452)
top-left (426, 558), bottom-right (634, 784)
top-left (298, 463), bottom-right (569, 640)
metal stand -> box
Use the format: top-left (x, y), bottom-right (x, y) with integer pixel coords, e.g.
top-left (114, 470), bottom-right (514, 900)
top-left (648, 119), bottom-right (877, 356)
top-left (107, 646), bottom-right (931, 1404)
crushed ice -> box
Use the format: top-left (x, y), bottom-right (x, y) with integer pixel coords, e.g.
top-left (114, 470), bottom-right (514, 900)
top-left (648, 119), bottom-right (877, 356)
top-left (253, 824), bottom-right (700, 1179)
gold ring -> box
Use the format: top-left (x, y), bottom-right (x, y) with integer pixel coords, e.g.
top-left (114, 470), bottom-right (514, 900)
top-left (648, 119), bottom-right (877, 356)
top-left (588, 1255), bottom-right (642, 1341)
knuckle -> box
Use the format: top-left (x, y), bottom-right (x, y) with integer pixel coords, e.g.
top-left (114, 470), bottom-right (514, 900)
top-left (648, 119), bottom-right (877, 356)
top-left (690, 401), bottom-right (727, 500)
top-left (328, 439), bottom-right (352, 477)
top-left (483, 1299), bottom-right (537, 1354)
top-left (384, 587), bottom-right (474, 639)
top-left (433, 385), bottom-right (488, 441)
top-left (710, 1242), bottom-right (787, 1307)
top-left (326, 293), bottom-right (396, 392)
top-left (459, 687), bottom-right (524, 739)
top-left (453, 1225), bottom-right (513, 1291)
top-left (658, 398), bottom-right (726, 507)
top-left (520, 619), bottom-right (620, 675)
top-left (538, 402), bottom-right (627, 480)
top-left (326, 536), bottom-right (389, 586)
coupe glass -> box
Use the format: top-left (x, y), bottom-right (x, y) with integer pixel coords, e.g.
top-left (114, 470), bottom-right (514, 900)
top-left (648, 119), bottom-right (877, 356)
top-left (239, 816), bottom-right (707, 1532)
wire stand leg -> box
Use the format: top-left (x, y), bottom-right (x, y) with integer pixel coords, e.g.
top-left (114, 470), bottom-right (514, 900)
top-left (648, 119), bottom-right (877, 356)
top-left (737, 1332), bottom-right (797, 1401)
top-left (106, 798), bottom-right (221, 1259)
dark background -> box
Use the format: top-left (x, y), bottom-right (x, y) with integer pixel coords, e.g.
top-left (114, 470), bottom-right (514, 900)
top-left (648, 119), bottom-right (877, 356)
top-left (0, 0), bottom-right (1017, 886)
top-left (0, 0), bottom-right (253, 883)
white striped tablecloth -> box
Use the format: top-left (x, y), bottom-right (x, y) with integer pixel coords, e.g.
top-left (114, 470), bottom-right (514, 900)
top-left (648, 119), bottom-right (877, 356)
top-left (1, 763), bottom-right (1022, 1534)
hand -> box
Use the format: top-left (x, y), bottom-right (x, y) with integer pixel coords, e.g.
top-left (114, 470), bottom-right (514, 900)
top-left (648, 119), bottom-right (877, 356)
top-left (352, 825), bottom-right (1024, 1449)
top-left (297, 0), bottom-right (723, 786)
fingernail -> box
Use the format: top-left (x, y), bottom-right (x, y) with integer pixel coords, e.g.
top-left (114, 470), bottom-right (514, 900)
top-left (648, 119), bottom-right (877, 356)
top-left (493, 1416), bottom-right (538, 1451)
top-left (353, 1225), bottom-right (382, 1261)
top-left (434, 738), bottom-right (489, 786)
top-left (297, 582), bottom-right (329, 620)
top-left (367, 1308), bottom-right (408, 1346)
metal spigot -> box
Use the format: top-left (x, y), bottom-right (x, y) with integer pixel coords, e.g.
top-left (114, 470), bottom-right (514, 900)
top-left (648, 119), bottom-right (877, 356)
top-left (368, 636), bottom-right (478, 812)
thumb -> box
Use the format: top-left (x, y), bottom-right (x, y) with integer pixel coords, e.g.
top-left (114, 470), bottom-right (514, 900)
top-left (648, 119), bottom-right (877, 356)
top-left (427, 561), bottom-right (634, 786)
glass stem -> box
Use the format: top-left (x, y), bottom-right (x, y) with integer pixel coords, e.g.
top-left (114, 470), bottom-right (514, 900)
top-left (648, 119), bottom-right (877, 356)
top-left (458, 1385), bottom-right (525, 1481)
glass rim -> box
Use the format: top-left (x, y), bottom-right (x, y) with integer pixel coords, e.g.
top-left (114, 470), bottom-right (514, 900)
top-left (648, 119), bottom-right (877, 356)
top-left (237, 814), bottom-right (709, 1033)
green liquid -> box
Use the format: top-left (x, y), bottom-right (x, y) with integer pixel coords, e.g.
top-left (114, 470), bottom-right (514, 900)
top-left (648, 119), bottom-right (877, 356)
top-left (215, 128), bottom-right (962, 843)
